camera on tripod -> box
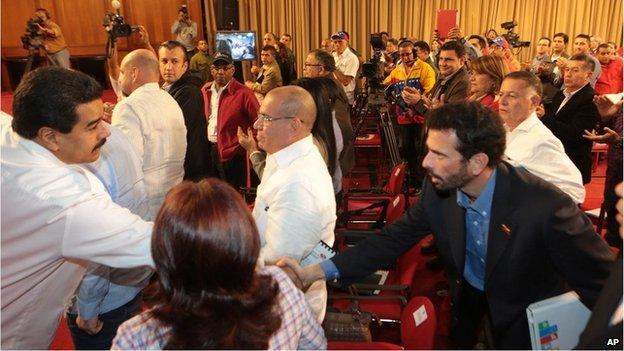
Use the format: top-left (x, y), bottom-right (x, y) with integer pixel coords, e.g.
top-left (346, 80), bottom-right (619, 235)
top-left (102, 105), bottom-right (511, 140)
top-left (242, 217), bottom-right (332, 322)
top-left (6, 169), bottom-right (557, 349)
top-left (500, 20), bottom-right (530, 48)
top-left (361, 33), bottom-right (386, 90)
top-left (20, 18), bottom-right (44, 50)
top-left (103, 12), bottom-right (138, 39)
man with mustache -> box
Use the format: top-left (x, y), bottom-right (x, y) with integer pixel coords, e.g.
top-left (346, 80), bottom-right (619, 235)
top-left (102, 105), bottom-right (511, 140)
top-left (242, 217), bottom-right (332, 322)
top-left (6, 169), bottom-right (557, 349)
top-left (112, 48), bottom-right (187, 220)
top-left (1, 67), bottom-right (154, 349)
top-left (278, 101), bottom-right (614, 349)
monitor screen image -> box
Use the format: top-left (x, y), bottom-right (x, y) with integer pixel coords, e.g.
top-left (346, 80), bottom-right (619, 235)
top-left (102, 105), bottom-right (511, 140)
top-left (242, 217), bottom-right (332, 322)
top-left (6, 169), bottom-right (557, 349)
top-left (215, 31), bottom-right (257, 61)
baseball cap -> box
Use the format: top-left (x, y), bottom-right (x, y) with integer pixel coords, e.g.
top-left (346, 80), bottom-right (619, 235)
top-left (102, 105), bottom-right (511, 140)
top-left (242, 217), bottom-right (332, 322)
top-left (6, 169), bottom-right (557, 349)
top-left (213, 52), bottom-right (233, 65)
top-left (331, 31), bottom-right (350, 41)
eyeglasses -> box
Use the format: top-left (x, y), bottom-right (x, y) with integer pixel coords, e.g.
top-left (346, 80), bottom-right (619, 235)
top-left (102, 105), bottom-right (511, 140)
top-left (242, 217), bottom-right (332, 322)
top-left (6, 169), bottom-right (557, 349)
top-left (254, 113), bottom-right (296, 128)
top-left (304, 63), bottom-right (323, 68)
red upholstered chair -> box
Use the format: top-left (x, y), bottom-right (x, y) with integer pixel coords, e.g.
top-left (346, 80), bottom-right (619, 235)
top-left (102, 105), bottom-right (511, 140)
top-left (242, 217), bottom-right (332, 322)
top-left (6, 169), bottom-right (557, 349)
top-left (328, 341), bottom-right (403, 350)
top-left (591, 142), bottom-right (608, 171)
top-left (336, 194), bottom-right (406, 252)
top-left (341, 163), bottom-right (407, 228)
top-left (329, 244), bottom-right (423, 322)
top-left (400, 296), bottom-right (437, 350)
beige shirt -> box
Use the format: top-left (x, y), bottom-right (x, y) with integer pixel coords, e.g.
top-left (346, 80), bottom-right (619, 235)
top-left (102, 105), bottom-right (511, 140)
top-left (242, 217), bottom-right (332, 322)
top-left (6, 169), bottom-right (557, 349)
top-left (42, 21), bottom-right (67, 54)
top-left (253, 61), bottom-right (283, 96)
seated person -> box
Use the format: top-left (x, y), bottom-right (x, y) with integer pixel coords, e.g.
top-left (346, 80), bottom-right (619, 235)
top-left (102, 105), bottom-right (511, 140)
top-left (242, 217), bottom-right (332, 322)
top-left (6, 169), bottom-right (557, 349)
top-left (111, 179), bottom-right (326, 349)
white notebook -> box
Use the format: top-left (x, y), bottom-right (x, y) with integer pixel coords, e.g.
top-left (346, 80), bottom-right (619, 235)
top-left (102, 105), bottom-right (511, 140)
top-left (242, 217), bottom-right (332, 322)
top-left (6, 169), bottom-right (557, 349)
top-left (300, 240), bottom-right (336, 267)
top-left (526, 291), bottom-right (591, 350)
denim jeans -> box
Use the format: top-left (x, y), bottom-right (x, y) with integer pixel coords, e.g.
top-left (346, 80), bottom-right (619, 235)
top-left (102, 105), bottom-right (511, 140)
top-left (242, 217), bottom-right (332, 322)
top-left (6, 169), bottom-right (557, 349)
top-left (66, 293), bottom-right (141, 350)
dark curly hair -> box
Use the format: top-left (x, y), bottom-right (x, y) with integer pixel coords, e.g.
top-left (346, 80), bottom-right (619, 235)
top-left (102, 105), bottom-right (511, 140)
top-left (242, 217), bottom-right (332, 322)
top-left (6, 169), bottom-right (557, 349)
top-left (427, 101), bottom-right (506, 167)
top-left (149, 179), bottom-right (282, 349)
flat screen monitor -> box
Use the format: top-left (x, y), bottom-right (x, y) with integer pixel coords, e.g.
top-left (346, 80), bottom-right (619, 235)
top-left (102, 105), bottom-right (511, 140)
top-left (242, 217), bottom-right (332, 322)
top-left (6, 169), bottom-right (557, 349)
top-left (215, 31), bottom-right (257, 61)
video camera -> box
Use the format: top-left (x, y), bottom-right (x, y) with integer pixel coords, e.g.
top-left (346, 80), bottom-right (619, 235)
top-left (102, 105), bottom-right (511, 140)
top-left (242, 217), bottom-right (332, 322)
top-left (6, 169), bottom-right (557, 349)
top-left (20, 18), bottom-right (44, 50)
top-left (361, 33), bottom-right (386, 91)
top-left (500, 20), bottom-right (530, 48)
top-left (103, 12), bottom-right (138, 39)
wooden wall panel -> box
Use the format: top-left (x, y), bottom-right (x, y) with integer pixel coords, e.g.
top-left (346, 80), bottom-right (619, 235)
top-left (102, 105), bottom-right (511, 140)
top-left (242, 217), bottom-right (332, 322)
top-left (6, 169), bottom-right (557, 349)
top-left (1, 1), bottom-right (39, 50)
top-left (1, 0), bottom-right (207, 58)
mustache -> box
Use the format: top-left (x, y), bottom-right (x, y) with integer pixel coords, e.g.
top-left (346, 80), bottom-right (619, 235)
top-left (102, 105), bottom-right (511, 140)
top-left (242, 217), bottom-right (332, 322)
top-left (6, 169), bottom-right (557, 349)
top-left (92, 138), bottom-right (107, 152)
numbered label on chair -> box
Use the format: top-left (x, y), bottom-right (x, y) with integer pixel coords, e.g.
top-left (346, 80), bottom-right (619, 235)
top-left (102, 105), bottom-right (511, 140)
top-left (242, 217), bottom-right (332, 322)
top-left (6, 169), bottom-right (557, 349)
top-left (413, 304), bottom-right (428, 326)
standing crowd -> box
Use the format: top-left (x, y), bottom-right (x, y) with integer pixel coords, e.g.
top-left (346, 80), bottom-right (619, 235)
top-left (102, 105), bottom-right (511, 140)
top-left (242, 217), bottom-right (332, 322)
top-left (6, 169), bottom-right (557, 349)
top-left (1, 6), bottom-right (623, 350)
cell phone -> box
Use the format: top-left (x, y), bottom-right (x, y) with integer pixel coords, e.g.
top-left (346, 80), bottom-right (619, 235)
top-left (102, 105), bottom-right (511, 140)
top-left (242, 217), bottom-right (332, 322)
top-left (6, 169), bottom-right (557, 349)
top-left (437, 9), bottom-right (458, 40)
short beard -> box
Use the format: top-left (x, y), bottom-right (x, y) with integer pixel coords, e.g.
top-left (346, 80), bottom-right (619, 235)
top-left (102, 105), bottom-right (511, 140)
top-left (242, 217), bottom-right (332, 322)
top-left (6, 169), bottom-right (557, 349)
top-left (429, 161), bottom-right (472, 192)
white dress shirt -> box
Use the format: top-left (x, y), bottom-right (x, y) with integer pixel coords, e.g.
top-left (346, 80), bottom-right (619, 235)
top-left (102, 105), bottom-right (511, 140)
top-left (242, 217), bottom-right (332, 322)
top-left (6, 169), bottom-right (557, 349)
top-left (112, 82), bottom-right (187, 220)
top-left (253, 135), bottom-right (336, 321)
top-left (0, 118), bottom-right (153, 349)
top-left (505, 113), bottom-right (586, 204)
top-left (208, 82), bottom-right (228, 143)
top-left (556, 83), bottom-right (587, 114)
top-left (72, 125), bottom-right (152, 320)
top-left (333, 48), bottom-right (360, 104)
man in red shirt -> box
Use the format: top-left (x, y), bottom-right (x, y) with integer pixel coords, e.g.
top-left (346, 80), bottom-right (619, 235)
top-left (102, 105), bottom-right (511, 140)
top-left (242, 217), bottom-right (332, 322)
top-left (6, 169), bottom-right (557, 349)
top-left (595, 43), bottom-right (623, 95)
top-left (201, 52), bottom-right (259, 188)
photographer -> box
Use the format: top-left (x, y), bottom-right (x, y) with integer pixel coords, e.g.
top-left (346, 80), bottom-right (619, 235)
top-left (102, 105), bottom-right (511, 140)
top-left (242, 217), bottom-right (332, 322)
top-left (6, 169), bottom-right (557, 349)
top-left (170, 6), bottom-right (197, 58)
top-left (33, 8), bottom-right (70, 69)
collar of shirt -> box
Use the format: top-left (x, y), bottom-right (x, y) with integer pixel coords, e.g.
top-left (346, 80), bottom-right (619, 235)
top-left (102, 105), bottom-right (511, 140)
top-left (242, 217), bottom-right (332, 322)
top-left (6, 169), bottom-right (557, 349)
top-left (266, 134), bottom-right (315, 170)
top-left (456, 168), bottom-right (497, 214)
top-left (440, 67), bottom-right (463, 86)
top-left (134, 82), bottom-right (160, 95)
top-left (563, 82), bottom-right (588, 98)
top-left (507, 112), bottom-right (539, 134)
top-left (334, 48), bottom-right (354, 60)
top-left (210, 80), bottom-right (229, 95)
top-left (161, 82), bottom-right (173, 92)
top-left (534, 53), bottom-right (550, 61)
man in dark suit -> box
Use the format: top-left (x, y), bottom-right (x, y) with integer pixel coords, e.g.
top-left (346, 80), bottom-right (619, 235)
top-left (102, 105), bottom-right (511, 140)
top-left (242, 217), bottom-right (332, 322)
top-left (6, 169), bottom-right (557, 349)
top-left (542, 53), bottom-right (599, 184)
top-left (279, 102), bottom-right (614, 349)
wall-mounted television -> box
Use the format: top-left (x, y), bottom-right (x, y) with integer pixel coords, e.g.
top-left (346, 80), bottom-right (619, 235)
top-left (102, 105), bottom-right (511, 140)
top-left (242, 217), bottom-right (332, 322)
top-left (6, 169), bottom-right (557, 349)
top-left (215, 31), bottom-right (257, 61)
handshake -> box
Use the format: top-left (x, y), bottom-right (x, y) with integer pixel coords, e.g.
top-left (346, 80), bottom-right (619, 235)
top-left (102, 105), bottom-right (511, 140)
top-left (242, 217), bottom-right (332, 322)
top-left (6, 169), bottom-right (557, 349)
top-left (273, 257), bottom-right (326, 291)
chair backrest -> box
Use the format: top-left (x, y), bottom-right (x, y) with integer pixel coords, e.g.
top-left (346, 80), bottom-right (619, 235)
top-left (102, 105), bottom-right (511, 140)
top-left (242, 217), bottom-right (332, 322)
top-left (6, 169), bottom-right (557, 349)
top-left (385, 194), bottom-right (406, 224)
top-left (400, 296), bottom-right (437, 350)
top-left (328, 341), bottom-right (403, 350)
top-left (382, 162), bottom-right (407, 195)
top-left (396, 244), bottom-right (422, 286)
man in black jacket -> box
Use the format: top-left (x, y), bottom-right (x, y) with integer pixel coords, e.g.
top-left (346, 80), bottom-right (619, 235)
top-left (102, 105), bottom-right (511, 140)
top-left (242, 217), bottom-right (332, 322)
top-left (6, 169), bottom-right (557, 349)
top-left (279, 102), bottom-right (614, 349)
top-left (542, 53), bottom-right (599, 184)
top-left (159, 40), bottom-right (212, 181)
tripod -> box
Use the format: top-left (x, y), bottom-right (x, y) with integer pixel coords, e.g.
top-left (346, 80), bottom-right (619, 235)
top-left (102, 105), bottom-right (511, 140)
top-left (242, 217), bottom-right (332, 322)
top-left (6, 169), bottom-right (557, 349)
top-left (23, 37), bottom-right (46, 74)
top-left (352, 88), bottom-right (402, 165)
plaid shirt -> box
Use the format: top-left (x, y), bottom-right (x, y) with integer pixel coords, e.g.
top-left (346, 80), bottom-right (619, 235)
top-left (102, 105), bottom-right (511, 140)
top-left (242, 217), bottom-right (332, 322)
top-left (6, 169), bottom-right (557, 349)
top-left (111, 266), bottom-right (326, 350)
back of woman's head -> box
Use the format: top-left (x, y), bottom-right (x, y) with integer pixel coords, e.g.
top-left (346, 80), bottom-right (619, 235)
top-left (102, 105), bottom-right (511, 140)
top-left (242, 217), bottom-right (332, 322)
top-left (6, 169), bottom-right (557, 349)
top-left (317, 76), bottom-right (348, 109)
top-left (150, 179), bottom-right (281, 349)
top-left (292, 77), bottom-right (337, 176)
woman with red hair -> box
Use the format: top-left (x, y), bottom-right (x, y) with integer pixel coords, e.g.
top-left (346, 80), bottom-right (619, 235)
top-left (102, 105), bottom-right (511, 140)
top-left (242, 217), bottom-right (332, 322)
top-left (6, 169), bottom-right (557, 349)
top-left (111, 179), bottom-right (325, 349)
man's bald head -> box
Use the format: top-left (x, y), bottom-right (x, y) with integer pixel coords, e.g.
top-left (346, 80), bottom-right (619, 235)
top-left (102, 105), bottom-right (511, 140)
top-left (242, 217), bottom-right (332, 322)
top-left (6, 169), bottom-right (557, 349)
top-left (266, 86), bottom-right (316, 131)
top-left (118, 49), bottom-right (160, 96)
top-left (121, 49), bottom-right (160, 82)
top-left (255, 86), bottom-right (317, 154)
